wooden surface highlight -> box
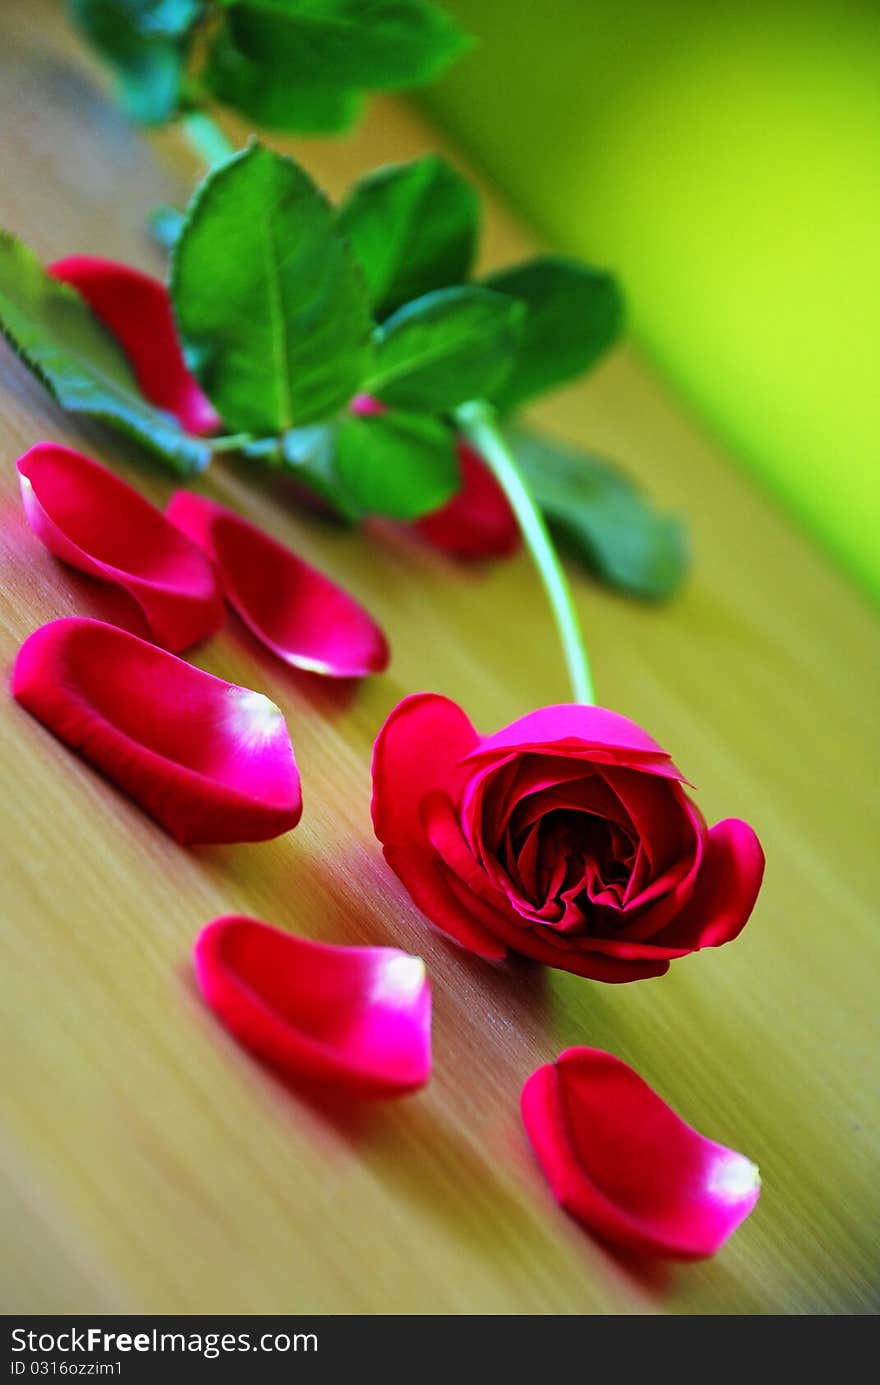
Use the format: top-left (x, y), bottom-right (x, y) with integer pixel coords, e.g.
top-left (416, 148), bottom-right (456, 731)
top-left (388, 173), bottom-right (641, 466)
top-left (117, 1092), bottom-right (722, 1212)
top-left (0, 0), bottom-right (877, 1314)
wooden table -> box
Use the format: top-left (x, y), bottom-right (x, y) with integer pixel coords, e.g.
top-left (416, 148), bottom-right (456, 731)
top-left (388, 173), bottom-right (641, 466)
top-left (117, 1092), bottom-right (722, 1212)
top-left (1, 0), bottom-right (877, 1315)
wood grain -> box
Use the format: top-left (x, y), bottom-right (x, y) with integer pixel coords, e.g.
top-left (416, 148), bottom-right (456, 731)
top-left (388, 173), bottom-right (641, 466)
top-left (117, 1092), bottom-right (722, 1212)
top-left (0, 0), bottom-right (877, 1315)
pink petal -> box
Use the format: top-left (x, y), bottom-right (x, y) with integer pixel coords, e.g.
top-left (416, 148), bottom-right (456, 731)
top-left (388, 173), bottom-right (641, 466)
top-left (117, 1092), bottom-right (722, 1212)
top-left (49, 256), bottom-right (220, 435)
top-left (194, 916), bottom-right (431, 1099)
top-left (371, 693), bottom-right (506, 960)
top-left (11, 618), bottom-right (301, 844)
top-left (522, 1048), bottom-right (761, 1259)
top-left (466, 703), bottom-right (683, 778)
top-left (167, 492), bottom-right (390, 679)
top-left (420, 791), bottom-right (668, 980)
top-left (17, 443), bottom-right (224, 652)
top-left (414, 440), bottom-right (520, 560)
top-left (652, 818), bottom-right (765, 951)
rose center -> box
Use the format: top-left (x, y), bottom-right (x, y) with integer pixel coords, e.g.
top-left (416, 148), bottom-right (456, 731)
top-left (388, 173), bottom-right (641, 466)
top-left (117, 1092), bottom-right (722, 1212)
top-left (510, 808), bottom-right (636, 917)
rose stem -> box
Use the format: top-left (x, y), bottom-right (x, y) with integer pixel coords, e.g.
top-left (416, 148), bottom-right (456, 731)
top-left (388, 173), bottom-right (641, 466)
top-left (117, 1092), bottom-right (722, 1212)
top-left (455, 400), bottom-right (596, 705)
top-left (209, 433), bottom-right (255, 453)
top-left (180, 110), bottom-right (236, 169)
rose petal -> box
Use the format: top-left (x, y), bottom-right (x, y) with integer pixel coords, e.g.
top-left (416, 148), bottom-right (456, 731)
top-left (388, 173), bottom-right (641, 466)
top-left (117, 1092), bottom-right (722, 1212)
top-left (167, 492), bottom-right (389, 679)
top-left (421, 791), bottom-right (668, 982)
top-left (49, 256), bottom-right (220, 435)
top-left (651, 818), bottom-right (765, 952)
top-left (601, 766), bottom-right (694, 876)
top-left (11, 618), bottom-right (301, 844)
top-left (613, 797), bottom-right (706, 939)
top-left (523, 932), bottom-right (670, 982)
top-left (17, 443), bottom-right (224, 652)
top-left (371, 693), bottom-right (506, 960)
top-left (522, 1048), bottom-right (761, 1258)
top-left (194, 916), bottom-right (431, 1099)
top-left (479, 756), bottom-right (601, 838)
top-left (465, 703), bottom-right (684, 779)
top-left (414, 440), bottom-right (520, 560)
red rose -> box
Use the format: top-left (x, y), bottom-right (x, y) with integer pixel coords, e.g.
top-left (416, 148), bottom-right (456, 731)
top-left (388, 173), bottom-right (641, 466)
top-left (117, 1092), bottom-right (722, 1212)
top-left (371, 695), bottom-right (764, 982)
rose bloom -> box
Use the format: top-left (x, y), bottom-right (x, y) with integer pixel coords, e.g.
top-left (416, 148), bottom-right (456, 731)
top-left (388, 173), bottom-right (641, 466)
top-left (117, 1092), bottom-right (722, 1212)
top-left (372, 696), bottom-right (764, 982)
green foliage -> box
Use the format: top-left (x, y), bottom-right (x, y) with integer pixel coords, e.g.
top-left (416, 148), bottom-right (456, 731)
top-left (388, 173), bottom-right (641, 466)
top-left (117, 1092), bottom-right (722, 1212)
top-left (0, 232), bottom-right (208, 473)
top-left (215, 1), bottom-right (468, 88)
top-left (276, 423), bottom-right (359, 519)
top-left (0, 139), bottom-right (684, 600)
top-left (365, 286), bottom-right (524, 413)
top-left (201, 25), bottom-right (364, 133)
top-left (338, 154), bottom-right (479, 319)
top-left (511, 426), bottom-right (687, 599)
top-left (171, 143), bottom-right (374, 434)
top-left (483, 257), bottom-right (623, 411)
top-left (70, 0), bottom-right (468, 132)
top-left (336, 409), bottom-right (458, 518)
top-left (67, 0), bottom-right (201, 124)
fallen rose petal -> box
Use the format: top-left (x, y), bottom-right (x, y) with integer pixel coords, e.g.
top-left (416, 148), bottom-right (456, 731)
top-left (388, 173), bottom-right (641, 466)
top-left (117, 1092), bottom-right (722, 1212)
top-left (11, 618), bottom-right (301, 844)
top-left (414, 440), bottom-right (520, 560)
top-left (522, 1047), bottom-right (761, 1258)
top-left (17, 443), bottom-right (224, 652)
top-left (167, 492), bottom-right (389, 678)
top-left (49, 256), bottom-right (220, 435)
top-left (194, 916), bottom-right (431, 1099)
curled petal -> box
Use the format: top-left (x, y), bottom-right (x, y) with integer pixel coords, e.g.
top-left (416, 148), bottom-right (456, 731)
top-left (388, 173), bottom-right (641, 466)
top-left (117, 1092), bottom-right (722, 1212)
top-left (167, 492), bottom-right (389, 678)
top-left (49, 256), bottom-right (220, 435)
top-left (422, 791), bottom-right (667, 981)
top-left (522, 1048), bottom-right (761, 1258)
top-left (372, 694), bottom-right (505, 960)
top-left (17, 444), bottom-right (224, 652)
top-left (483, 916), bottom-right (670, 983)
top-left (12, 618), bottom-right (301, 844)
top-left (652, 819), bottom-right (765, 952)
top-left (466, 703), bottom-right (683, 778)
top-left (194, 916), bottom-right (431, 1099)
top-left (414, 440), bottom-right (520, 560)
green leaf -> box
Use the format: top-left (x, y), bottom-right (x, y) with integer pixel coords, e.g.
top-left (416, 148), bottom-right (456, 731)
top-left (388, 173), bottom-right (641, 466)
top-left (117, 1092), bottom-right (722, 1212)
top-left (338, 155), bottom-right (479, 320)
top-left (280, 423), bottom-right (360, 521)
top-left (201, 24), bottom-right (363, 132)
top-left (365, 286), bottom-right (524, 413)
top-left (0, 231), bottom-right (209, 474)
top-left (216, 0), bottom-right (468, 90)
top-left (482, 256), bottom-right (623, 411)
top-left (67, 0), bottom-right (202, 123)
top-left (335, 409), bottom-right (458, 519)
top-left (510, 426), bottom-right (688, 600)
top-left (172, 142), bottom-right (374, 435)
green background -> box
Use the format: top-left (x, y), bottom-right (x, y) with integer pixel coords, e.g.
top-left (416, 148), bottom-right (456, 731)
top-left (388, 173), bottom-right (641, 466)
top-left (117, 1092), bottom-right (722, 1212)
top-left (423, 0), bottom-right (880, 598)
